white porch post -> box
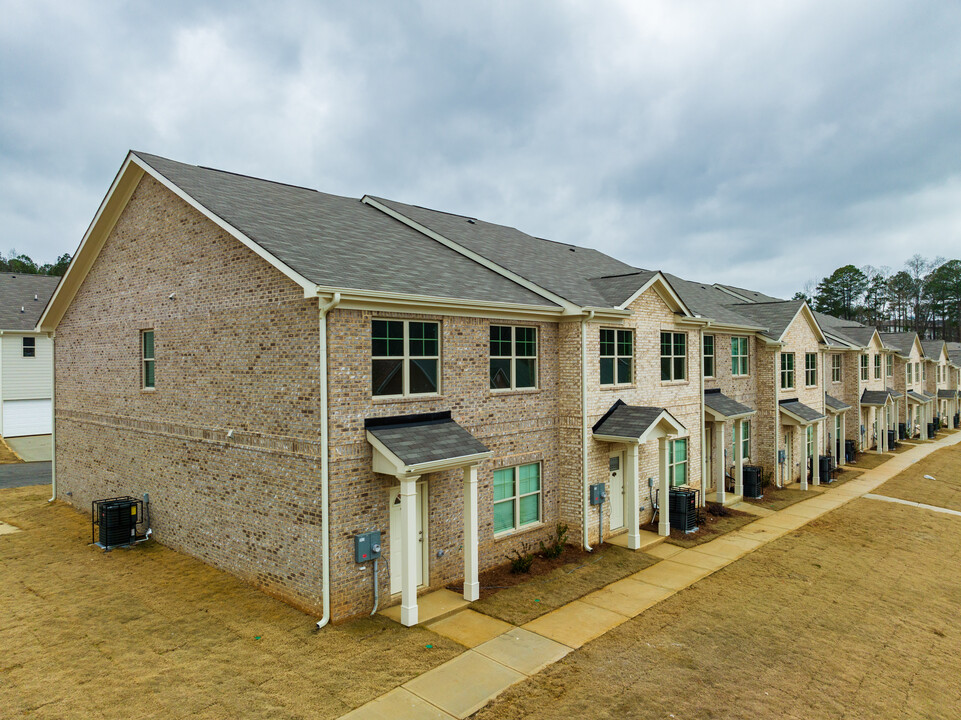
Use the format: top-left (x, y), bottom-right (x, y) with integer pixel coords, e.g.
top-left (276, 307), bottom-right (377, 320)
top-left (658, 437), bottom-right (670, 537)
top-left (462, 465), bottom-right (479, 602)
top-left (879, 408), bottom-right (886, 453)
top-left (625, 443), bottom-right (641, 550)
top-left (839, 413), bottom-right (846, 467)
top-left (812, 422), bottom-right (820, 486)
top-left (872, 407), bottom-right (881, 453)
top-left (921, 404), bottom-right (928, 440)
top-left (733, 419), bottom-right (744, 497)
top-left (398, 475), bottom-right (420, 627)
top-left (715, 421), bottom-right (726, 504)
top-left (800, 426), bottom-right (808, 492)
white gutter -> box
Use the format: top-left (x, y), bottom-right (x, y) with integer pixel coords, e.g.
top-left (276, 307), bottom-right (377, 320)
top-left (48, 332), bottom-right (56, 502)
top-left (315, 291), bottom-right (341, 630)
top-left (581, 309), bottom-right (595, 551)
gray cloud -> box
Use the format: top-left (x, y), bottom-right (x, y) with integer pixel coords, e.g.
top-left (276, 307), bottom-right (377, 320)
top-left (2, 0), bottom-right (958, 295)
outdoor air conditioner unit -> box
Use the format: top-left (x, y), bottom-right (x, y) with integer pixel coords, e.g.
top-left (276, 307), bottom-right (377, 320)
top-left (91, 496), bottom-right (143, 550)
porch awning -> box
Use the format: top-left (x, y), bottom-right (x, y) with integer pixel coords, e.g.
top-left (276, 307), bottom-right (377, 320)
top-left (366, 411), bottom-right (492, 477)
top-left (825, 394), bottom-right (851, 413)
top-left (593, 399), bottom-right (686, 443)
top-left (779, 400), bottom-right (826, 426)
top-left (886, 386), bottom-right (904, 399)
top-left (938, 389), bottom-right (958, 399)
top-left (860, 389), bottom-right (892, 406)
top-left (907, 390), bottom-right (931, 404)
top-left (703, 389), bottom-right (755, 421)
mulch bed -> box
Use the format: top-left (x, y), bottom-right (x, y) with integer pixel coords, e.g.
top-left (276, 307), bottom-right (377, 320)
top-left (643, 505), bottom-right (755, 548)
top-left (449, 544), bottom-right (598, 601)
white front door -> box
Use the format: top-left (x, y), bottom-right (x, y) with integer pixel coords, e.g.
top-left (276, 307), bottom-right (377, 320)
top-left (608, 451), bottom-right (625, 531)
top-left (389, 483), bottom-right (427, 595)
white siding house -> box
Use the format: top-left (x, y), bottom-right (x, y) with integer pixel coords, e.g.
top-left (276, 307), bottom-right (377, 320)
top-left (0, 274), bottom-right (60, 459)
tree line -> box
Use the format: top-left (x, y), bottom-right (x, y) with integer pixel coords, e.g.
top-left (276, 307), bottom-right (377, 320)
top-left (1, 250), bottom-right (71, 276)
top-left (794, 255), bottom-right (961, 341)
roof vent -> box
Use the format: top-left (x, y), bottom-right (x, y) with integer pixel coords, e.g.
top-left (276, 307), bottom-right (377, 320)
top-left (466, 219), bottom-right (475, 224)
top-left (34, 294), bottom-right (38, 301)
top-left (569, 247), bottom-right (576, 252)
top-left (20, 306), bottom-right (25, 313)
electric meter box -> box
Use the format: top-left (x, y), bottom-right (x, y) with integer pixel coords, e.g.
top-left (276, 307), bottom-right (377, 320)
top-left (589, 483), bottom-right (606, 506)
top-left (354, 531), bottom-right (382, 563)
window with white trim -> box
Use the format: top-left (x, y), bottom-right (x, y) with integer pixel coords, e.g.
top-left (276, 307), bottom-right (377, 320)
top-left (907, 363), bottom-right (913, 384)
top-left (915, 362), bottom-right (920, 381)
top-left (886, 354), bottom-right (893, 377)
top-left (371, 320), bottom-right (439, 397)
top-left (600, 329), bottom-right (632, 385)
top-left (780, 352), bottom-right (795, 390)
top-left (805, 353), bottom-right (817, 387)
top-left (874, 354), bottom-right (881, 380)
top-left (668, 438), bottom-right (688, 487)
top-left (492, 462), bottom-right (541, 534)
top-left (22, 337), bottom-right (35, 358)
top-left (490, 326), bottom-right (537, 390)
top-left (703, 334), bottom-right (715, 378)
top-left (806, 425), bottom-right (814, 460)
top-left (831, 354), bottom-right (842, 383)
top-left (922, 363), bottom-right (927, 381)
top-left (860, 355), bottom-right (869, 381)
top-left (732, 336), bottom-right (749, 376)
top-left (660, 331), bottom-right (687, 381)
top-left (741, 420), bottom-right (751, 459)
top-left (142, 330), bottom-right (155, 389)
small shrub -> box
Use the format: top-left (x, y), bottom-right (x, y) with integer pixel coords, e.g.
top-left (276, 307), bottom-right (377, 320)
top-left (706, 502), bottom-right (730, 517)
top-left (539, 523), bottom-right (569, 559)
top-left (507, 546), bottom-right (535, 574)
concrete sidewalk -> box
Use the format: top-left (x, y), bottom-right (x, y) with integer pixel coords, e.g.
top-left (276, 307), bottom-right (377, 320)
top-left (341, 431), bottom-right (961, 720)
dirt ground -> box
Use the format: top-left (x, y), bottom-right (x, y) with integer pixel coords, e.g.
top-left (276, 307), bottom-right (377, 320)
top-left (745, 485), bottom-right (818, 511)
top-left (647, 506), bottom-right (755, 548)
top-left (468, 543), bottom-right (657, 626)
top-left (476, 445), bottom-right (961, 720)
top-left (875, 441), bottom-right (961, 513)
top-left (0, 487), bottom-right (462, 720)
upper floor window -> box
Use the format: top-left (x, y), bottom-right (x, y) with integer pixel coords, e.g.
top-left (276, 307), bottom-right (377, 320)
top-left (886, 354), bottom-right (893, 377)
top-left (907, 363), bottom-right (913, 383)
top-left (922, 363), bottom-right (927, 381)
top-left (915, 362), bottom-right (920, 381)
top-left (600, 329), bottom-right (633, 386)
top-left (703, 335), bottom-right (715, 378)
top-left (732, 337), bottom-right (749, 376)
top-left (22, 337), bottom-right (36, 358)
top-left (371, 320), bottom-right (439, 397)
top-left (142, 330), bottom-right (155, 389)
top-left (490, 326), bottom-right (537, 390)
top-left (660, 332), bottom-right (687, 382)
top-left (493, 462), bottom-right (541, 534)
top-left (668, 438), bottom-right (688, 487)
top-left (873, 354), bottom-right (881, 380)
top-left (804, 353), bottom-right (817, 387)
top-left (831, 354), bottom-right (842, 383)
top-left (860, 355), bottom-right (869, 381)
top-left (780, 352), bottom-right (795, 390)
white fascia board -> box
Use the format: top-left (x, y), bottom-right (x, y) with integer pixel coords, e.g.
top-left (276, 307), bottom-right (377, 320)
top-left (702, 321), bottom-right (769, 334)
top-left (780, 303), bottom-right (828, 345)
top-left (639, 410), bottom-right (687, 442)
top-left (704, 405), bottom-right (756, 422)
top-left (779, 407), bottom-right (818, 425)
top-left (367, 431), bottom-right (492, 478)
top-left (362, 196), bottom-right (581, 315)
top-left (405, 451), bottom-right (493, 475)
top-left (593, 434), bottom-right (640, 444)
top-left (131, 155), bottom-right (316, 295)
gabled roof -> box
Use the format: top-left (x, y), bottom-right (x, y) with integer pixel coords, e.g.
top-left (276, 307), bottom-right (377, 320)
top-left (703, 389), bottom-right (755, 420)
top-left (921, 339), bottom-right (947, 360)
top-left (907, 390), bottom-right (931, 403)
top-left (825, 394), bottom-right (851, 412)
top-left (0, 274), bottom-right (60, 331)
top-left (860, 390), bottom-right (892, 406)
top-left (938, 389), bottom-right (958, 399)
top-left (661, 274), bottom-right (764, 328)
top-left (779, 399), bottom-right (826, 425)
top-left (729, 300), bottom-right (828, 343)
top-left (366, 412), bottom-right (490, 475)
top-left (713, 284), bottom-right (784, 303)
top-left (947, 342), bottom-right (961, 366)
top-left (592, 400), bottom-right (686, 443)
top-left (880, 332), bottom-right (921, 356)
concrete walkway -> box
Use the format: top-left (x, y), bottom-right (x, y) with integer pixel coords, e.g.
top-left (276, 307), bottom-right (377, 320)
top-left (341, 432), bottom-right (961, 720)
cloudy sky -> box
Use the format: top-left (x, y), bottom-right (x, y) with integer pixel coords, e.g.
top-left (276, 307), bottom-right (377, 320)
top-left (2, 1), bottom-right (958, 295)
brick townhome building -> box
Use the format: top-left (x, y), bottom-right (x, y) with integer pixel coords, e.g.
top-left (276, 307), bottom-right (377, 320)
top-left (37, 151), bottom-right (961, 624)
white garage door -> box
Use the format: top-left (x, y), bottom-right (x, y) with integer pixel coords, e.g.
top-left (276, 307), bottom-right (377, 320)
top-left (2, 399), bottom-right (52, 437)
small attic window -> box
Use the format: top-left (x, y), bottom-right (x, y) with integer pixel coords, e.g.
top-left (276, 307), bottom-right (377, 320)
top-left (23, 337), bottom-right (36, 358)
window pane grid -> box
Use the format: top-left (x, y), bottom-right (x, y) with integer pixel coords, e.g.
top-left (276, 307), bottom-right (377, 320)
top-left (781, 352), bottom-right (795, 389)
top-left (600, 329), bottom-right (633, 385)
top-left (142, 330), bottom-right (155, 389)
top-left (732, 337), bottom-right (749, 376)
top-left (490, 326), bottom-right (537, 390)
top-left (493, 463), bottom-right (541, 534)
top-left (703, 335), bottom-right (714, 377)
top-left (668, 439), bottom-right (688, 487)
top-left (832, 354), bottom-right (842, 383)
top-left (372, 320), bottom-right (440, 397)
top-left (660, 332), bottom-right (686, 381)
top-left (805, 353), bottom-right (817, 387)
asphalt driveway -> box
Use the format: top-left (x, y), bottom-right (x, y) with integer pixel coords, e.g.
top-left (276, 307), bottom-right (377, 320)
top-left (0, 461), bottom-right (51, 489)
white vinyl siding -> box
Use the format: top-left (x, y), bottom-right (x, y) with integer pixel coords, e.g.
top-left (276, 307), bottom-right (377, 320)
top-left (1, 334), bottom-right (53, 401)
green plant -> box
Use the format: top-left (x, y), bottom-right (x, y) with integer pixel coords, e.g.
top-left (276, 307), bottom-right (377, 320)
top-left (538, 523), bottom-right (569, 559)
top-left (507, 546), bottom-right (535, 574)
top-left (706, 502), bottom-right (730, 517)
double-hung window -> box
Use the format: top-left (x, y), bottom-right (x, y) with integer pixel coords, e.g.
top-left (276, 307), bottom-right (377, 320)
top-left (915, 362), bottom-right (920, 381)
top-left (660, 332), bottom-right (687, 381)
top-left (741, 420), bottom-right (751, 459)
top-left (492, 462), bottom-right (541, 534)
top-left (923, 363), bottom-right (927, 381)
top-left (371, 320), bottom-right (439, 397)
top-left (804, 353), bottom-right (817, 387)
top-left (142, 330), bottom-right (155, 389)
top-left (600, 329), bottom-right (632, 385)
top-left (831, 354), bottom-right (842, 383)
top-left (874, 354), bottom-right (881, 380)
top-left (668, 439), bottom-right (688, 487)
top-left (886, 354), bottom-right (893, 378)
top-left (860, 355), bottom-right (869, 381)
top-left (703, 335), bottom-right (715, 378)
top-left (780, 352), bottom-right (795, 390)
top-left (732, 337), bottom-right (749, 376)
top-left (806, 425), bottom-right (814, 459)
top-left (490, 326), bottom-right (537, 390)
top-left (907, 364), bottom-right (913, 384)
top-left (22, 337), bottom-right (36, 358)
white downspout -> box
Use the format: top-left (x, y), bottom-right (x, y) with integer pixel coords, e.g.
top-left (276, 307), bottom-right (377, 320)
top-left (315, 291), bottom-right (341, 630)
top-left (48, 332), bottom-right (57, 502)
top-left (698, 327), bottom-right (706, 507)
top-left (581, 310), bottom-right (595, 552)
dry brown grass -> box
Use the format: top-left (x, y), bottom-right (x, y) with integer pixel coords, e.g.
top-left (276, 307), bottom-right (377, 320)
top-left (745, 485), bottom-right (818, 511)
top-left (874, 441), bottom-right (961, 512)
top-left (475, 454), bottom-right (961, 720)
top-left (0, 487), bottom-right (462, 720)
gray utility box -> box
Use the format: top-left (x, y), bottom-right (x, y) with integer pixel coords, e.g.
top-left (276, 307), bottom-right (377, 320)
top-left (354, 531), bottom-right (382, 563)
top-left (589, 483), bottom-right (606, 506)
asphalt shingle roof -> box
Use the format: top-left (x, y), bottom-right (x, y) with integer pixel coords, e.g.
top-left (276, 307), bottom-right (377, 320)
top-left (879, 332), bottom-right (919, 355)
top-left (907, 390), bottom-right (930, 403)
top-left (592, 402), bottom-right (684, 439)
top-left (825, 394), bottom-right (851, 412)
top-left (938, 389), bottom-right (958, 399)
top-left (0, 274), bottom-right (60, 331)
top-left (132, 153), bottom-right (555, 309)
top-left (661, 274), bottom-right (762, 327)
top-left (366, 413), bottom-right (489, 467)
top-left (729, 301), bottom-right (807, 341)
top-left (947, 342), bottom-right (961, 365)
top-left (921, 339), bottom-right (946, 359)
top-left (860, 390), bottom-right (892, 406)
top-left (714, 284), bottom-right (784, 303)
top-left (587, 270), bottom-right (658, 307)
top-left (703, 389), bottom-right (755, 419)
top-left (779, 399), bottom-right (826, 423)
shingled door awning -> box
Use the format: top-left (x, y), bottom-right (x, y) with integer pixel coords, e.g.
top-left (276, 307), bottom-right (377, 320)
top-left (886, 387), bottom-right (904, 399)
top-left (824, 394), bottom-right (851, 413)
top-left (939, 389), bottom-right (959, 399)
top-left (366, 411), bottom-right (492, 478)
top-left (779, 399), bottom-right (826, 426)
top-left (592, 399), bottom-right (686, 443)
top-left (703, 389), bottom-right (755, 421)
top-left (860, 389), bottom-right (893, 406)
top-left (907, 390), bottom-right (932, 404)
